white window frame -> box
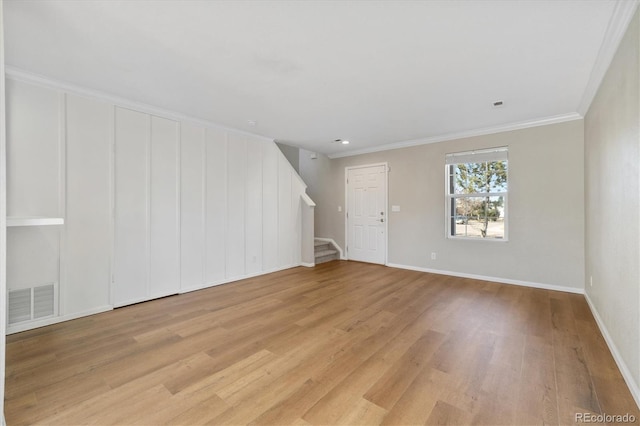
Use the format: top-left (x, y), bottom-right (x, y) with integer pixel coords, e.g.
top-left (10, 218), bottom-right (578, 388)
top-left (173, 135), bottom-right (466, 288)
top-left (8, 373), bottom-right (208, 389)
top-left (445, 147), bottom-right (508, 242)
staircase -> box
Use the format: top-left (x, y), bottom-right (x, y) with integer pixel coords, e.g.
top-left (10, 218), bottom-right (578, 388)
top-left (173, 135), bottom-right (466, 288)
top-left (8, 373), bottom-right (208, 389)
top-left (314, 239), bottom-right (339, 264)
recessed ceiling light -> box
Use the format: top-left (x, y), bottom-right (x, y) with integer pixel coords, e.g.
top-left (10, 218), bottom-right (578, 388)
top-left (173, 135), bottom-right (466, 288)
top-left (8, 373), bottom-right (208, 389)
top-left (493, 100), bottom-right (504, 107)
top-left (332, 138), bottom-right (350, 145)
top-left (247, 120), bottom-right (257, 126)
top-left (342, 140), bottom-right (350, 145)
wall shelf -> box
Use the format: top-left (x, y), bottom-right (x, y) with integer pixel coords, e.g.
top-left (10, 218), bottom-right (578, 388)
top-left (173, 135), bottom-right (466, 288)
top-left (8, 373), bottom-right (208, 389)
top-left (7, 217), bottom-right (65, 227)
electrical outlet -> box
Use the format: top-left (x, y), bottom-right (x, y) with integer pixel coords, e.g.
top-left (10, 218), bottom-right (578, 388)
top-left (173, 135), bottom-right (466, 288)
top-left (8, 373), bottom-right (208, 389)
top-left (431, 252), bottom-right (437, 260)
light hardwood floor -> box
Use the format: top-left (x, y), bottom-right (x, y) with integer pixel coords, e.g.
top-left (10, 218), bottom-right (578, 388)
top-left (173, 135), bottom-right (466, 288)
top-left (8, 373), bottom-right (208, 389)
top-left (5, 261), bottom-right (639, 425)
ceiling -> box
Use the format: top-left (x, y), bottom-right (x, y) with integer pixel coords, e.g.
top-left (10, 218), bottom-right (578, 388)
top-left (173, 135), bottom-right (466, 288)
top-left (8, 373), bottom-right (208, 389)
top-left (3, 0), bottom-right (635, 157)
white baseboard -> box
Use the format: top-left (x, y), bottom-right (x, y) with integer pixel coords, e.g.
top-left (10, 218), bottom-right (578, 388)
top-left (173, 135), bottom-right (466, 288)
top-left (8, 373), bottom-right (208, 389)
top-left (584, 293), bottom-right (640, 409)
top-left (6, 305), bottom-right (113, 335)
top-left (315, 237), bottom-right (346, 260)
top-left (386, 263), bottom-right (584, 294)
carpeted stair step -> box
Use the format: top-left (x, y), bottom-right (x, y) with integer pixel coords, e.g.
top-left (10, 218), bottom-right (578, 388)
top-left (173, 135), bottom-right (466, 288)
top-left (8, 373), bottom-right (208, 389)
top-left (314, 238), bottom-right (340, 264)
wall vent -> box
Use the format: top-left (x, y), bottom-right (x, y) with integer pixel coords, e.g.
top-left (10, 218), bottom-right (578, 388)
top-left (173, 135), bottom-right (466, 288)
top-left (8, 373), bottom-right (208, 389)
top-left (8, 283), bottom-right (57, 325)
top-left (8, 289), bottom-right (31, 324)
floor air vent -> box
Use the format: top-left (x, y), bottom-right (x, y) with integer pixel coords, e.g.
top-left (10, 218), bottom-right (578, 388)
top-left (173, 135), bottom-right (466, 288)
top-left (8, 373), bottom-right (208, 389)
top-left (8, 283), bottom-right (56, 325)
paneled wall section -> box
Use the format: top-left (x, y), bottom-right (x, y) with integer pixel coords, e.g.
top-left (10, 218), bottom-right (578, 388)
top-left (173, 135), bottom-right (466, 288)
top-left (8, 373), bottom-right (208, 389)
top-left (5, 77), bottom-right (309, 330)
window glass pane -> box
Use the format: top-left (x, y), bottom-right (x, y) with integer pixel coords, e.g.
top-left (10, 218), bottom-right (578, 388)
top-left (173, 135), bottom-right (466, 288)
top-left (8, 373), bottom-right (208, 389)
top-left (448, 165), bottom-right (455, 194)
top-left (454, 162), bottom-right (487, 194)
top-left (451, 196), bottom-right (505, 239)
top-left (446, 149), bottom-right (508, 240)
top-left (488, 160), bottom-right (508, 193)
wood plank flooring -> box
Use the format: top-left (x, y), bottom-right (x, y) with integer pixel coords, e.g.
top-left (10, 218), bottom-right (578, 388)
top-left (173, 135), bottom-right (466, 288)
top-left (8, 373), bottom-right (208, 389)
top-left (5, 261), bottom-right (639, 425)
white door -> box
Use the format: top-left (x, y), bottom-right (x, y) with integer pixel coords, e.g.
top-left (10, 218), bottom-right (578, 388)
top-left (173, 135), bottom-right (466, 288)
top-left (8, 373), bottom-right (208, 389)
top-left (346, 164), bottom-right (387, 264)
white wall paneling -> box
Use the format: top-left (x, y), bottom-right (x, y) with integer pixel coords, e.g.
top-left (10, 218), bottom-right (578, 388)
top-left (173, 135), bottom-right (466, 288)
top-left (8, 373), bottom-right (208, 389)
top-left (226, 133), bottom-right (246, 279)
top-left (6, 227), bottom-right (60, 292)
top-left (63, 94), bottom-right (112, 315)
top-left (278, 155), bottom-right (293, 267)
top-left (114, 111), bottom-right (181, 305)
top-left (262, 143), bottom-right (279, 272)
top-left (292, 175), bottom-right (305, 266)
top-left (6, 75), bottom-right (312, 331)
top-left (5, 80), bottom-right (63, 331)
top-left (149, 116), bottom-right (180, 299)
top-left (300, 193), bottom-right (316, 266)
top-left (114, 107), bottom-right (150, 307)
top-left (180, 122), bottom-right (205, 291)
top-left (0, 1), bottom-right (6, 415)
top-left (205, 127), bottom-right (227, 283)
top-left (6, 80), bottom-right (61, 218)
top-left (245, 136), bottom-right (263, 275)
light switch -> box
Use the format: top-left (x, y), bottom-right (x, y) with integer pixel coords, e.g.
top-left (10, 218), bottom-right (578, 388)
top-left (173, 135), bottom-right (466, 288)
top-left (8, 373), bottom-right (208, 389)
top-left (338, 206), bottom-right (342, 212)
top-left (392, 205), bottom-right (400, 212)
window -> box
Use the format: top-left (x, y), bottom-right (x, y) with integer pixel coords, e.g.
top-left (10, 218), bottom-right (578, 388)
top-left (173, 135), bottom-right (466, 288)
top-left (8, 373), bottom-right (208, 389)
top-left (446, 147), bottom-right (508, 240)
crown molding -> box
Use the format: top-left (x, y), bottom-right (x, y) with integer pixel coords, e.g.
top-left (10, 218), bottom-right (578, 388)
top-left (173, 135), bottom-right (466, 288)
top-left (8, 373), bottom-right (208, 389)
top-left (4, 66), bottom-right (274, 144)
top-left (327, 112), bottom-right (582, 159)
top-left (577, 0), bottom-right (639, 116)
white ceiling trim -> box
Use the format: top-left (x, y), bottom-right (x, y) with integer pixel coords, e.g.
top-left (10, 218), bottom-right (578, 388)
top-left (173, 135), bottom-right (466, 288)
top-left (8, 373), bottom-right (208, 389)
top-left (4, 66), bottom-right (275, 144)
top-left (327, 112), bottom-right (582, 159)
top-left (577, 0), bottom-right (639, 116)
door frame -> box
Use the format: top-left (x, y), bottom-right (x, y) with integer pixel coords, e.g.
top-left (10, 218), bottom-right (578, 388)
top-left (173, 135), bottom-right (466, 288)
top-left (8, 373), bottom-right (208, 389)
top-left (344, 162), bottom-right (389, 265)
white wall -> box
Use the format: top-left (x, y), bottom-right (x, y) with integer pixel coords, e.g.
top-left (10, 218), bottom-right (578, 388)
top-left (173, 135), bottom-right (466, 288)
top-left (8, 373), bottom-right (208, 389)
top-left (5, 80), bottom-right (62, 326)
top-left (262, 143), bottom-right (280, 271)
top-left (179, 122), bottom-right (306, 293)
top-left (113, 107), bottom-right (151, 305)
top-left (64, 93), bottom-right (112, 315)
top-left (179, 122), bottom-right (206, 290)
top-left (299, 149), bottom-right (333, 248)
top-left (5, 74), bottom-right (310, 330)
top-left (204, 127), bottom-right (227, 284)
top-left (226, 133), bottom-right (247, 279)
top-left (276, 142), bottom-right (300, 173)
top-left (585, 6), bottom-right (640, 404)
top-left (300, 120), bottom-right (585, 292)
top-left (113, 108), bottom-right (181, 306)
top-left (0, 1), bottom-right (7, 421)
top-left (246, 137), bottom-right (264, 275)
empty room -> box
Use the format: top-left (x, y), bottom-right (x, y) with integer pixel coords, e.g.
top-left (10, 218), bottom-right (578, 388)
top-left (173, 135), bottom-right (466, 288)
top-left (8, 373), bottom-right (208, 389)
top-left (1, 0), bottom-right (640, 425)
